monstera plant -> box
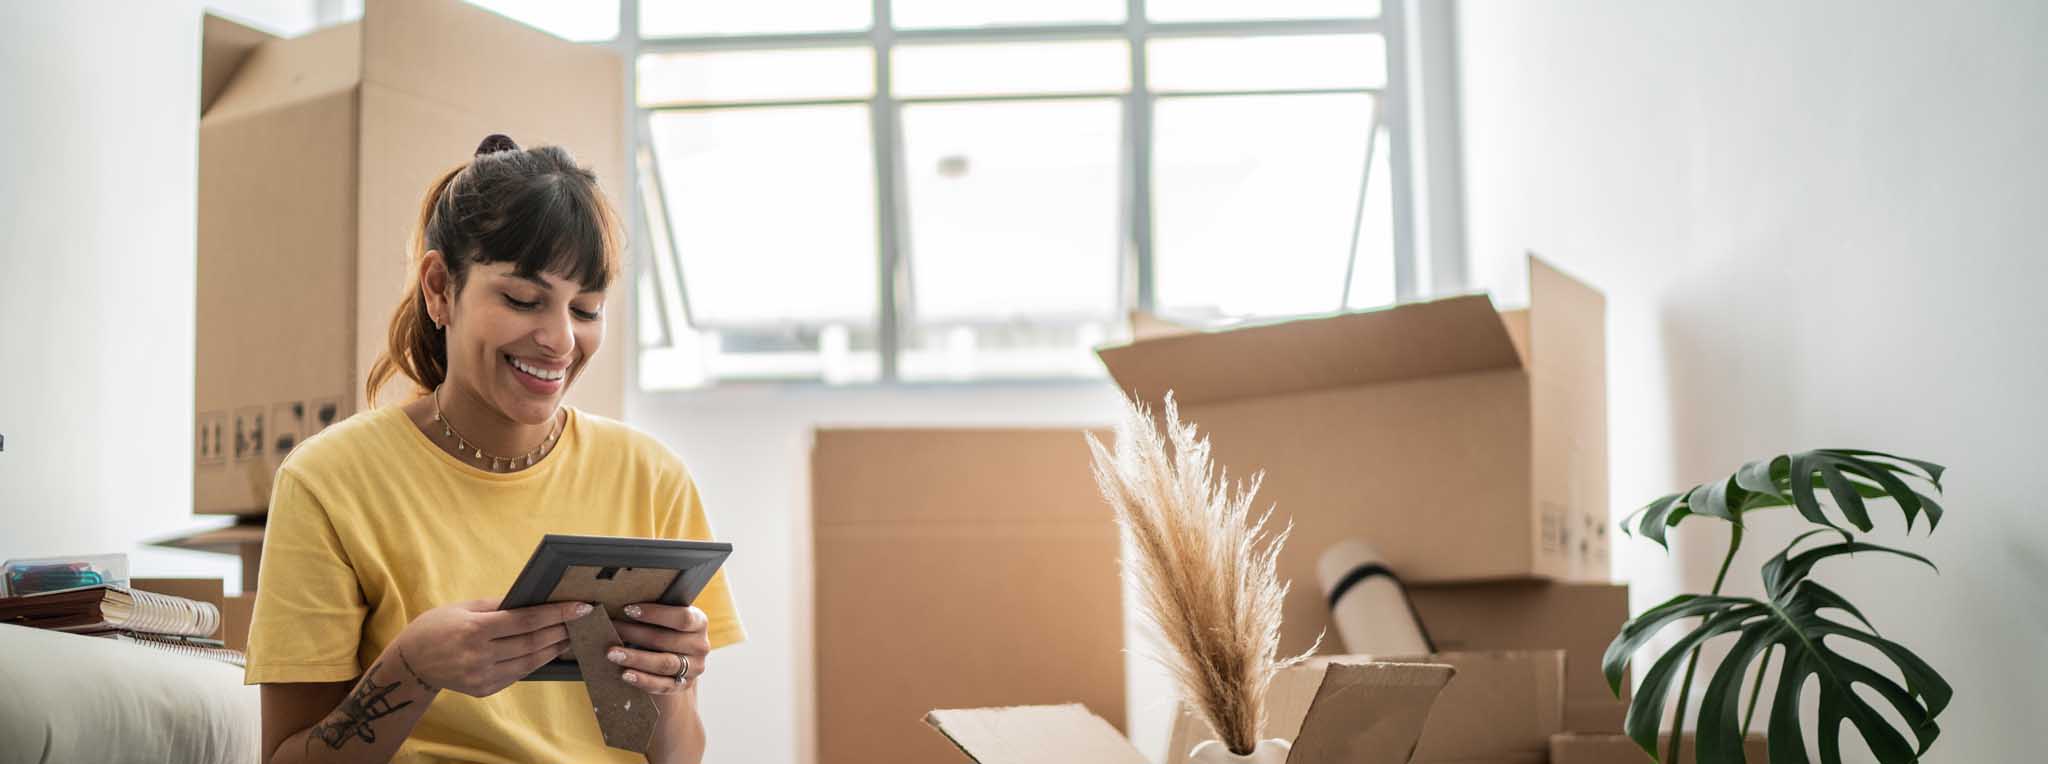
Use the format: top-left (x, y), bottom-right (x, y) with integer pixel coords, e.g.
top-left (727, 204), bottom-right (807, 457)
top-left (1605, 450), bottom-right (1952, 763)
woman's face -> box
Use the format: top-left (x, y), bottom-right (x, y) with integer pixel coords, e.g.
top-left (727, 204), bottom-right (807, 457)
top-left (437, 259), bottom-right (606, 425)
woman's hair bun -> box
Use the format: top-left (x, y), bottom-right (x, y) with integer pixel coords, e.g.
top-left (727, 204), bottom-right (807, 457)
top-left (475, 133), bottom-right (521, 157)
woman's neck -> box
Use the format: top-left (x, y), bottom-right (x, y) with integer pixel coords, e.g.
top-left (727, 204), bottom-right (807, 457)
top-left (404, 384), bottom-right (560, 469)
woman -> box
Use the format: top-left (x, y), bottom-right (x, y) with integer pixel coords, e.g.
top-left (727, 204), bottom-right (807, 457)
top-left (245, 135), bottom-right (743, 764)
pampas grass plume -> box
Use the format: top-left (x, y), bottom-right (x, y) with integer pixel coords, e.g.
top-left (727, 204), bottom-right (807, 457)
top-left (1087, 391), bottom-right (1317, 755)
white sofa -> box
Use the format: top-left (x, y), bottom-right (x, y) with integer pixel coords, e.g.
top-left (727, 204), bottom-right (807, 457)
top-left (0, 624), bottom-right (260, 764)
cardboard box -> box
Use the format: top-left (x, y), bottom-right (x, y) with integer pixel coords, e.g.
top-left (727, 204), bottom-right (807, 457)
top-left (1408, 580), bottom-right (1631, 732)
top-left (130, 578), bottom-right (225, 613)
top-left (222, 593), bottom-right (255, 652)
top-left (1550, 732), bottom-right (1769, 764)
top-left (1162, 651), bottom-right (1562, 764)
top-left (813, 429), bottom-right (1125, 764)
top-left (130, 577), bottom-right (249, 648)
top-left (929, 661), bottom-right (1456, 764)
top-left (1097, 256), bottom-right (1607, 655)
top-left (195, 0), bottom-right (626, 515)
top-left (151, 519), bottom-right (267, 590)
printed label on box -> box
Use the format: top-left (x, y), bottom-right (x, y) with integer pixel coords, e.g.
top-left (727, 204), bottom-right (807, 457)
top-left (232, 407), bottom-right (265, 463)
top-left (272, 401), bottom-right (305, 457)
top-left (308, 397), bottom-right (342, 437)
top-left (197, 410), bottom-right (227, 466)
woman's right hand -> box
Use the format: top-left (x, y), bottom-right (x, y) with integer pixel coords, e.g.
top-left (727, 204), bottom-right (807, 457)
top-left (391, 598), bottom-right (590, 697)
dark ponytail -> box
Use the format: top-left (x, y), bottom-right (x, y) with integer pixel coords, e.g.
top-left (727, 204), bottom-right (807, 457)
top-left (365, 134), bottom-right (621, 404)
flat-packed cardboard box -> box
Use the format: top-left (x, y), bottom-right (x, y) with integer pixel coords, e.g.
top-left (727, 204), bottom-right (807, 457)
top-left (1408, 581), bottom-right (1631, 732)
top-left (929, 661), bottom-right (1456, 764)
top-left (130, 578), bottom-right (225, 614)
top-left (813, 429), bottom-right (1125, 764)
top-left (129, 577), bottom-right (250, 649)
top-left (1163, 651), bottom-right (1563, 764)
top-left (151, 519), bottom-right (267, 590)
top-left (221, 593), bottom-right (255, 652)
top-left (1097, 256), bottom-right (1607, 655)
top-left (195, 0), bottom-right (626, 515)
top-left (1550, 732), bottom-right (1769, 764)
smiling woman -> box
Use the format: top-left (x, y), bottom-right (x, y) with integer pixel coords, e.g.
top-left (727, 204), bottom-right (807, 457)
top-left (366, 133), bottom-right (618, 423)
top-left (245, 134), bottom-right (745, 764)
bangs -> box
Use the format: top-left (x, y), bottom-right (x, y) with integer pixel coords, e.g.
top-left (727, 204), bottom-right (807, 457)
top-left (474, 170), bottom-right (618, 292)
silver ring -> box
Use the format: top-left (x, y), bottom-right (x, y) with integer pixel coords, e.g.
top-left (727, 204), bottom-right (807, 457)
top-left (674, 654), bottom-right (692, 684)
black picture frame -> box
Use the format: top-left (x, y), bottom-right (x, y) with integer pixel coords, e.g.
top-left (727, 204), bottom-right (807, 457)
top-left (499, 533), bottom-right (732, 681)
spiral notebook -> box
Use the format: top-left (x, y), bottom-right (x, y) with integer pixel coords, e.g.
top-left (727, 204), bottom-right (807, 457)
top-left (105, 632), bottom-right (247, 667)
top-left (0, 584), bottom-right (221, 638)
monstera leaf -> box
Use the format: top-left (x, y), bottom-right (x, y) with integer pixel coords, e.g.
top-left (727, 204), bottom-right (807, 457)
top-left (1604, 531), bottom-right (1952, 763)
top-left (1624, 449), bottom-right (1945, 546)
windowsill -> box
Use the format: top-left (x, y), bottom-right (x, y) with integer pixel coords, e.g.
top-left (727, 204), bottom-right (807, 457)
top-left (634, 374), bottom-right (1119, 397)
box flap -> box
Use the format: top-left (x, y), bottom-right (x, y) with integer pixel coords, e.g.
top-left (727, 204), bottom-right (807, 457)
top-left (360, 0), bottom-right (623, 118)
top-left (1407, 582), bottom-right (1630, 731)
top-left (1165, 661), bottom-right (1455, 764)
top-left (200, 14), bottom-right (276, 116)
top-left (925, 705), bottom-right (1149, 764)
top-left (1287, 662), bottom-right (1456, 764)
top-left (1365, 651), bottom-right (1566, 762)
top-left (1524, 253), bottom-right (1609, 580)
top-left (202, 21), bottom-right (362, 124)
top-left (1128, 310), bottom-right (1200, 341)
top-left (1097, 295), bottom-right (1522, 407)
top-left (148, 520), bottom-right (266, 554)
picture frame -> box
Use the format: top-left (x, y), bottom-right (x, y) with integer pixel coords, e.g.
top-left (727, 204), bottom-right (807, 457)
top-left (499, 534), bottom-right (732, 681)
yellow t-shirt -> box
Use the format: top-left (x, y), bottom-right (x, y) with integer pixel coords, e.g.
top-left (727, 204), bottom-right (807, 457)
top-left (245, 404), bottom-right (744, 763)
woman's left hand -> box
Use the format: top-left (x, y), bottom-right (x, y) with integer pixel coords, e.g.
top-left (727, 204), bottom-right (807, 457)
top-left (607, 603), bottom-right (711, 695)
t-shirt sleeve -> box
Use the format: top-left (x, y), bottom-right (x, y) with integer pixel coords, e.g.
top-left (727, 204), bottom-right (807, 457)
top-left (665, 467), bottom-right (746, 650)
top-left (244, 467), bottom-right (370, 684)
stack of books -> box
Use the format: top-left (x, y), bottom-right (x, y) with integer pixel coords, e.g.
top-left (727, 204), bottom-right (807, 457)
top-left (0, 583), bottom-right (245, 666)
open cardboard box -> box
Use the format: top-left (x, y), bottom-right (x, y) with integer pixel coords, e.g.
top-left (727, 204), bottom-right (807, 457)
top-left (928, 661), bottom-right (1456, 764)
top-left (195, 0), bottom-right (626, 515)
top-left (1407, 581), bottom-right (1632, 732)
top-left (1163, 651), bottom-right (1565, 764)
top-left (1097, 255), bottom-right (1608, 658)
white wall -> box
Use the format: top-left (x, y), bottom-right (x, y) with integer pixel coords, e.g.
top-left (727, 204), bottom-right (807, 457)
top-left (1458, 1), bottom-right (2047, 760)
top-left (626, 383), bottom-right (1129, 764)
top-left (201, 0), bottom-right (323, 35)
top-left (0, 2), bottom-right (242, 585)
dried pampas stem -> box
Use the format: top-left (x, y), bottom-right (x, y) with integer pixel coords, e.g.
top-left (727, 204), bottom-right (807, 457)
top-left (1087, 392), bottom-right (1317, 756)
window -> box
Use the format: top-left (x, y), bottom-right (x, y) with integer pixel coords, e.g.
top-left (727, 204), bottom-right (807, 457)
top-left (457, 0), bottom-right (1443, 387)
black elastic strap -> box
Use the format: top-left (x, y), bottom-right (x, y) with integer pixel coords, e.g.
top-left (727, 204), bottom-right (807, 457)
top-left (1325, 562), bottom-right (1438, 653)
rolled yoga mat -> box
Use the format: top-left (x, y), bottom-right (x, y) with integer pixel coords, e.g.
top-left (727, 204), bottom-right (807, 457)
top-left (1316, 540), bottom-right (1434, 656)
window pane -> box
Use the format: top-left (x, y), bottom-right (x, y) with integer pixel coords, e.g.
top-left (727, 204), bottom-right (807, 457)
top-left (644, 106), bottom-right (881, 384)
top-left (1149, 34), bottom-right (1385, 92)
top-left (1148, 0), bottom-right (1379, 22)
top-left (892, 0), bottom-right (1123, 29)
top-left (641, 0), bottom-right (868, 36)
top-left (465, 0), bottom-right (619, 41)
top-left (894, 41), bottom-right (1128, 99)
top-left (638, 49), bottom-right (872, 107)
top-left (1153, 93), bottom-right (1377, 319)
top-left (897, 100), bottom-right (1122, 380)
top-left (1344, 125), bottom-right (1395, 310)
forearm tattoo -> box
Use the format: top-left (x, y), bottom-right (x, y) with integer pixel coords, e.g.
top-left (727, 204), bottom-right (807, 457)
top-left (395, 646), bottom-right (436, 692)
top-left (307, 660), bottom-right (416, 750)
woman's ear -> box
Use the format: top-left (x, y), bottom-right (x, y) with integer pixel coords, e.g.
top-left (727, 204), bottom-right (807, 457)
top-left (421, 250), bottom-right (454, 329)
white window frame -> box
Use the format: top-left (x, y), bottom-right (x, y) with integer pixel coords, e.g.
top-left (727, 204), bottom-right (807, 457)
top-left (610, 0), bottom-right (1465, 388)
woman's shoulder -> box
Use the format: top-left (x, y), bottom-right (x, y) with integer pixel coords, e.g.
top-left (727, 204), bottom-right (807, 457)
top-left (276, 404), bottom-right (412, 483)
top-left (570, 408), bottom-right (691, 480)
